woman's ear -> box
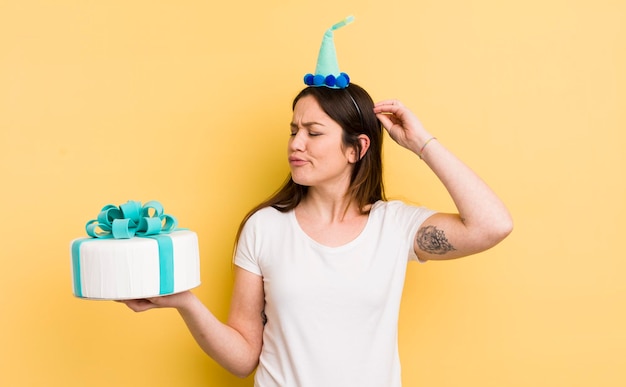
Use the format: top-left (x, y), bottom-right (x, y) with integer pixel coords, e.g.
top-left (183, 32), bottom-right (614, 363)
top-left (349, 134), bottom-right (371, 163)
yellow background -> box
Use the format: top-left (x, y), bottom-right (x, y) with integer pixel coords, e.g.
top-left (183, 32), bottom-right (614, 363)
top-left (1, 0), bottom-right (624, 386)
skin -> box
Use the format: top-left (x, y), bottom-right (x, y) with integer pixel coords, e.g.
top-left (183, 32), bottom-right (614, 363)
top-left (288, 96), bottom-right (371, 247)
top-left (121, 96), bottom-right (513, 378)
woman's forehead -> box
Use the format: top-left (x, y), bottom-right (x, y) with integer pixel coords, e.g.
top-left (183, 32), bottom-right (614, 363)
top-left (292, 96), bottom-right (333, 123)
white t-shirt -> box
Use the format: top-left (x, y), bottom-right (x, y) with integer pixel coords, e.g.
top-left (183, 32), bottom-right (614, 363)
top-left (234, 200), bottom-right (436, 387)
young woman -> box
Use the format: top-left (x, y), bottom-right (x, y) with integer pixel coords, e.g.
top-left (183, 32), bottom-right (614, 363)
top-left (122, 83), bottom-right (513, 386)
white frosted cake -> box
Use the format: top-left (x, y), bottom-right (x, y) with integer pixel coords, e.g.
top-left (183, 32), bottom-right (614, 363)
top-left (70, 201), bottom-right (201, 300)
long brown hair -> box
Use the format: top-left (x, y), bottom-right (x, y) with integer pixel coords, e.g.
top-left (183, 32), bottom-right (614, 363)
top-left (234, 83), bottom-right (386, 245)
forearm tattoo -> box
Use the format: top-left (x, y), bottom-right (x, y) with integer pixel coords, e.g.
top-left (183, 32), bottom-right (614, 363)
top-left (417, 225), bottom-right (456, 255)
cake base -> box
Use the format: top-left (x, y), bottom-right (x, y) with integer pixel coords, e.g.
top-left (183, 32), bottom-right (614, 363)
top-left (70, 230), bottom-right (200, 300)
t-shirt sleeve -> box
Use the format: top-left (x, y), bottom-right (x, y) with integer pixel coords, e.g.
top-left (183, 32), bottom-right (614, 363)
top-left (233, 212), bottom-right (263, 276)
top-left (385, 200), bottom-right (437, 263)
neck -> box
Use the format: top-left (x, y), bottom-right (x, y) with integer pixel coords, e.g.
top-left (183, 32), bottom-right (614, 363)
top-left (299, 188), bottom-right (361, 223)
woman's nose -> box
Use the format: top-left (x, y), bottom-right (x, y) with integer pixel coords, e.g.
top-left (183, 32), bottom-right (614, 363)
top-left (289, 130), bottom-right (306, 151)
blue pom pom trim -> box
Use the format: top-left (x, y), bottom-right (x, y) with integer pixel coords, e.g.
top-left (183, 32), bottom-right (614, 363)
top-left (304, 72), bottom-right (350, 89)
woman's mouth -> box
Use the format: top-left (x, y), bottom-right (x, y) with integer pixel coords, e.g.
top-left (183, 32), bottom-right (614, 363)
top-left (289, 157), bottom-right (308, 167)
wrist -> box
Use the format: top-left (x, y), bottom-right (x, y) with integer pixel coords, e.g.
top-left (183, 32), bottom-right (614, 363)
top-left (168, 290), bottom-right (198, 312)
top-left (417, 137), bottom-right (437, 159)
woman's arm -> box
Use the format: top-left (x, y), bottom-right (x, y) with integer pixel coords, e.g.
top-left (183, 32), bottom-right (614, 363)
top-left (374, 100), bottom-right (513, 261)
top-left (121, 266), bottom-right (265, 377)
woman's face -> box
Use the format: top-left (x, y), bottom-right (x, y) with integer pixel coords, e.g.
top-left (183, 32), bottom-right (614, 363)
top-left (288, 95), bottom-right (357, 189)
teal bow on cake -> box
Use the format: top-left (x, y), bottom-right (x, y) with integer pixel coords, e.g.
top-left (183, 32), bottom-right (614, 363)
top-left (85, 200), bottom-right (177, 239)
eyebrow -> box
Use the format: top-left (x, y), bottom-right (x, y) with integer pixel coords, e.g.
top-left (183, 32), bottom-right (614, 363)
top-left (290, 121), bottom-right (325, 129)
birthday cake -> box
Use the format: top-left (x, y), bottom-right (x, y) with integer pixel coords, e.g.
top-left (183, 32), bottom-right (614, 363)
top-left (70, 200), bottom-right (201, 300)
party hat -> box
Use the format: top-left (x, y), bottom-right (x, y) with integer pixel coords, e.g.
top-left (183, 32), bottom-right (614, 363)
top-left (304, 15), bottom-right (355, 89)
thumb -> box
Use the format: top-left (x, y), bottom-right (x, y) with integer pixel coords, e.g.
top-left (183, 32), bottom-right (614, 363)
top-left (375, 113), bottom-right (394, 131)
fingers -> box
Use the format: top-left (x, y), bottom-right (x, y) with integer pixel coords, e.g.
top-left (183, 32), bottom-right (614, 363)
top-left (116, 291), bottom-right (192, 312)
top-left (375, 99), bottom-right (404, 108)
top-left (375, 112), bottom-right (394, 130)
top-left (373, 99), bottom-right (404, 115)
top-left (116, 298), bottom-right (158, 312)
top-left (373, 100), bottom-right (405, 131)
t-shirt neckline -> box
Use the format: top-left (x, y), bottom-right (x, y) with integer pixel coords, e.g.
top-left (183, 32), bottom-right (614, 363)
top-left (289, 201), bottom-right (381, 252)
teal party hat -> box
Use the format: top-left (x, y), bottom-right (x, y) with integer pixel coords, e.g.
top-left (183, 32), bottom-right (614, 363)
top-left (304, 15), bottom-right (354, 89)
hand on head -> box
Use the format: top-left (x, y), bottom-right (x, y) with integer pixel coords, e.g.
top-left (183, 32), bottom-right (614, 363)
top-left (373, 100), bottom-right (429, 152)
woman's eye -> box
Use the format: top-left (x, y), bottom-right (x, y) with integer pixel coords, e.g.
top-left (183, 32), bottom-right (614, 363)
top-left (289, 128), bottom-right (321, 137)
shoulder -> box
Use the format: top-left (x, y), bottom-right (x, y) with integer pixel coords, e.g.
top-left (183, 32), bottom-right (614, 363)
top-left (241, 206), bottom-right (293, 236)
top-left (235, 207), bottom-right (292, 267)
top-left (246, 206), bottom-right (290, 224)
top-left (368, 200), bottom-right (436, 237)
top-left (371, 199), bottom-right (436, 220)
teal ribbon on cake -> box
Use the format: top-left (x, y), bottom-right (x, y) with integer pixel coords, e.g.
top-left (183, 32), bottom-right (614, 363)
top-left (72, 200), bottom-right (178, 298)
top-left (85, 200), bottom-right (177, 239)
